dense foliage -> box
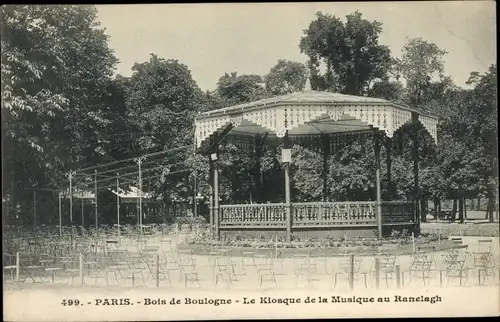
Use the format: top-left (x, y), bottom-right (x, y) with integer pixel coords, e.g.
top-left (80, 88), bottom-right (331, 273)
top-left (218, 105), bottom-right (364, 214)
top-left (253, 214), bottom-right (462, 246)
top-left (1, 6), bottom-right (497, 225)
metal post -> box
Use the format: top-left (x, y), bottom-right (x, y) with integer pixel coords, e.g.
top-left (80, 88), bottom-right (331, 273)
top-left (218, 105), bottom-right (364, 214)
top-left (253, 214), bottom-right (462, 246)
top-left (139, 161), bottom-right (142, 229)
top-left (79, 252), bottom-right (84, 286)
top-left (412, 232), bottom-right (415, 253)
top-left (117, 173), bottom-right (120, 238)
top-left (58, 192), bottom-right (62, 237)
top-left (69, 171), bottom-right (73, 226)
top-left (375, 134), bottom-right (383, 239)
top-left (193, 171), bottom-right (197, 217)
top-left (81, 189), bottom-right (84, 228)
top-left (94, 170), bottom-right (98, 231)
top-left (411, 113), bottom-right (420, 229)
top-left (283, 131), bottom-right (292, 243)
top-left (156, 254), bottom-right (160, 287)
top-left (15, 252), bottom-right (20, 282)
top-left (349, 254), bottom-right (354, 290)
top-left (209, 179), bottom-right (214, 238)
top-left (33, 190), bottom-right (36, 230)
top-left (213, 158), bottom-right (220, 239)
top-left (396, 265), bottom-right (401, 288)
top-left (375, 257), bottom-right (380, 289)
top-left (321, 134), bottom-right (330, 202)
top-left (208, 156), bottom-right (214, 238)
top-left (134, 157), bottom-right (145, 233)
top-left (385, 137), bottom-right (393, 200)
top-left (284, 163), bottom-right (291, 242)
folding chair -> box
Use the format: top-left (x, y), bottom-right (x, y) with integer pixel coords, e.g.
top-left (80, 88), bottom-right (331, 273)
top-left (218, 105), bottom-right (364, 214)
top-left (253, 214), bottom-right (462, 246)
top-left (241, 251), bottom-right (256, 267)
top-left (231, 256), bottom-right (248, 278)
top-left (4, 253), bottom-right (17, 280)
top-left (409, 250), bottom-right (435, 286)
top-left (179, 261), bottom-right (200, 288)
top-left (214, 262), bottom-right (235, 289)
top-left (294, 260), bottom-right (314, 288)
top-left (333, 255), bottom-right (368, 289)
top-left (442, 250), bottom-right (470, 286)
top-left (18, 253), bottom-right (44, 283)
top-left (156, 257), bottom-right (173, 286)
top-left (373, 253), bottom-right (398, 288)
top-left (256, 264), bottom-right (277, 288)
top-left (473, 251), bottom-right (496, 286)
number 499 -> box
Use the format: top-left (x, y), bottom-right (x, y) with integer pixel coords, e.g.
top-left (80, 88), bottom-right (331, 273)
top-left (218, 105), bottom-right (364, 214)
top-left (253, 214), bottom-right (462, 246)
top-left (61, 299), bottom-right (80, 306)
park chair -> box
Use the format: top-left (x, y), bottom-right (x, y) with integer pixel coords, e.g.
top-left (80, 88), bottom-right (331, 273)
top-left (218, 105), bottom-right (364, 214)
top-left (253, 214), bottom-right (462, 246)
top-left (270, 255), bottom-right (286, 276)
top-left (472, 251), bottom-right (497, 286)
top-left (18, 252), bottom-right (45, 283)
top-left (122, 268), bottom-right (147, 287)
top-left (293, 258), bottom-right (316, 288)
top-left (208, 251), bottom-right (223, 271)
top-left (241, 251), bottom-right (256, 267)
top-left (139, 251), bottom-right (159, 282)
top-left (409, 247), bottom-right (436, 286)
top-left (177, 249), bottom-right (194, 261)
top-left (373, 252), bottom-right (398, 288)
top-left (441, 250), bottom-right (470, 286)
top-left (160, 239), bottom-right (173, 251)
top-left (477, 239), bottom-right (494, 253)
top-left (231, 256), bottom-right (247, 277)
top-left (311, 256), bottom-right (329, 275)
top-left (178, 260), bottom-right (200, 288)
top-left (214, 261), bottom-right (236, 289)
top-left (159, 256), bottom-right (179, 283)
top-left (254, 254), bottom-right (271, 267)
top-left (153, 257), bottom-right (173, 286)
top-left (80, 249), bottom-right (100, 277)
top-left (256, 263), bottom-right (277, 288)
top-left (3, 253), bottom-right (17, 280)
top-left (333, 254), bottom-right (369, 289)
top-left (103, 250), bottom-right (130, 285)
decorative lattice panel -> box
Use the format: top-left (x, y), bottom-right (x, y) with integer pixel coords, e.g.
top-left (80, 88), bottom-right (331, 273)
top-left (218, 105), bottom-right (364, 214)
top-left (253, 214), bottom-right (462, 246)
top-left (195, 103), bottom-right (437, 147)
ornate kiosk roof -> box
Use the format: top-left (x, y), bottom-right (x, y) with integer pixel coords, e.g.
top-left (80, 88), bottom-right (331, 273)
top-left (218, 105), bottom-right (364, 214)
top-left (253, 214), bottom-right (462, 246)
top-left (195, 90), bottom-right (438, 148)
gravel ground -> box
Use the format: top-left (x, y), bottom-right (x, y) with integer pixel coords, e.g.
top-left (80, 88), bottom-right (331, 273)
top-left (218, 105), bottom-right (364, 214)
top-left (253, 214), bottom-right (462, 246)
top-left (4, 234), bottom-right (499, 320)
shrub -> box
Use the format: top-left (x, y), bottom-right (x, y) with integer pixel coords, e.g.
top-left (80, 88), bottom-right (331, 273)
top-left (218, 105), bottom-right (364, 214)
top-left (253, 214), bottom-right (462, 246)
top-left (174, 215), bottom-right (207, 226)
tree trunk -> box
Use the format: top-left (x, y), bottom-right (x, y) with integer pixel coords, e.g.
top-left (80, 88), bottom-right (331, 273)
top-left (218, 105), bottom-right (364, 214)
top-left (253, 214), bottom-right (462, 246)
top-left (477, 196), bottom-right (481, 211)
top-left (486, 181), bottom-right (495, 223)
top-left (433, 198), bottom-right (439, 221)
top-left (438, 199), bottom-right (442, 219)
top-left (10, 179), bottom-right (17, 225)
top-left (464, 198), bottom-right (468, 220)
top-left (458, 195), bottom-right (464, 223)
top-left (420, 199), bottom-right (427, 222)
top-left (452, 199), bottom-right (458, 222)
top-left (486, 197), bottom-right (493, 222)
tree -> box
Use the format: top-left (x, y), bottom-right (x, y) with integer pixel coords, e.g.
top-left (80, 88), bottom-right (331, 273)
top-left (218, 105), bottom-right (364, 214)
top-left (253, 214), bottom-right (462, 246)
top-left (123, 54), bottom-right (204, 203)
top-left (368, 78), bottom-right (404, 101)
top-left (216, 72), bottom-right (267, 106)
top-left (1, 5), bottom-right (118, 223)
top-left (264, 60), bottom-right (307, 95)
top-left (299, 11), bottom-right (391, 95)
top-left (462, 65), bottom-right (498, 222)
top-left (394, 37), bottom-right (448, 107)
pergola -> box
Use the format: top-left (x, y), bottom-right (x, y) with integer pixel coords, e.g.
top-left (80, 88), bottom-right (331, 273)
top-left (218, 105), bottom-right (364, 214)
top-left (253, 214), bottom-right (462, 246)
top-left (194, 90), bottom-right (438, 242)
top-left (60, 187), bottom-right (157, 229)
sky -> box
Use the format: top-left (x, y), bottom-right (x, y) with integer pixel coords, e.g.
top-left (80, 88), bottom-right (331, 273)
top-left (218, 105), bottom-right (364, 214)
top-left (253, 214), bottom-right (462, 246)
top-left (96, 2), bottom-right (496, 92)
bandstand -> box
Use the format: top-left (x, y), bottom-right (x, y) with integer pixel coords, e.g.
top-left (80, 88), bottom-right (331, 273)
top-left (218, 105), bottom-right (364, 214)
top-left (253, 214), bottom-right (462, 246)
top-left (194, 90), bottom-right (438, 242)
